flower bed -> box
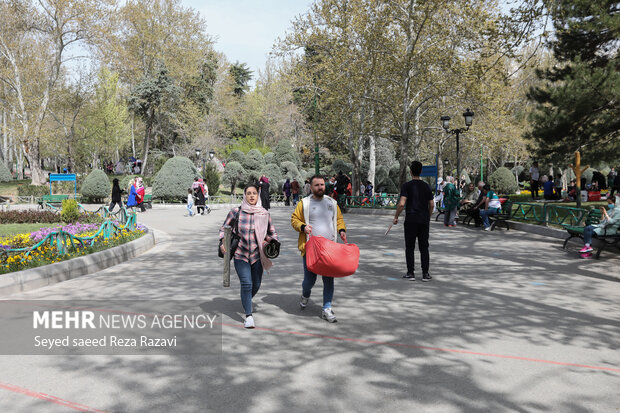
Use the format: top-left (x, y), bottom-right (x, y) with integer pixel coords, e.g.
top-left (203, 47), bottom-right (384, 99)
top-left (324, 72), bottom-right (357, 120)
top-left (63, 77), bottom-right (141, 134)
top-left (0, 223), bottom-right (147, 275)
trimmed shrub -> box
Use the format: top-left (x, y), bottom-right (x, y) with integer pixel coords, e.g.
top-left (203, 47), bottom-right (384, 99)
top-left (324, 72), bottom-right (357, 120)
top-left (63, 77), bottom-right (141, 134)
top-left (152, 156), bottom-right (199, 201)
top-left (81, 169), bottom-right (111, 202)
top-left (61, 199), bottom-right (80, 223)
top-left (280, 161), bottom-right (299, 179)
top-left (222, 161), bottom-right (247, 194)
top-left (0, 210), bottom-right (61, 224)
top-left (263, 152), bottom-right (275, 165)
top-left (261, 163), bottom-right (283, 194)
top-left (203, 162), bottom-right (220, 196)
top-left (17, 184), bottom-right (48, 197)
top-left (0, 162), bottom-right (12, 182)
top-left (274, 140), bottom-right (299, 166)
top-left (489, 167), bottom-right (518, 195)
top-left (228, 150), bottom-right (246, 164)
top-left (242, 149), bottom-right (265, 172)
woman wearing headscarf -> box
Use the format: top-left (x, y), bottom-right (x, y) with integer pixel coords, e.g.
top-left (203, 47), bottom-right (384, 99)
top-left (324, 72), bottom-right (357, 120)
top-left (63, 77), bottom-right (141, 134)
top-left (109, 178), bottom-right (123, 212)
top-left (135, 177), bottom-right (146, 212)
top-left (126, 178), bottom-right (137, 210)
top-left (258, 176), bottom-right (271, 210)
top-left (283, 178), bottom-right (291, 206)
top-left (219, 184), bottom-right (278, 328)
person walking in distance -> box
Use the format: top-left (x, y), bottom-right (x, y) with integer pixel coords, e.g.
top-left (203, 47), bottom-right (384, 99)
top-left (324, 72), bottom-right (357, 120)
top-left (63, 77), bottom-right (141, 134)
top-left (392, 161), bottom-right (434, 281)
top-left (291, 175), bottom-right (347, 322)
top-left (291, 178), bottom-right (300, 206)
top-left (530, 162), bottom-right (540, 199)
top-left (109, 178), bottom-right (123, 212)
top-left (219, 184), bottom-right (279, 328)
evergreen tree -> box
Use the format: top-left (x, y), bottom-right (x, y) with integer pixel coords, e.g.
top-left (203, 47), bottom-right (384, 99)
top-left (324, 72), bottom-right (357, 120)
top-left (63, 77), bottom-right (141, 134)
top-left (527, 0), bottom-right (620, 163)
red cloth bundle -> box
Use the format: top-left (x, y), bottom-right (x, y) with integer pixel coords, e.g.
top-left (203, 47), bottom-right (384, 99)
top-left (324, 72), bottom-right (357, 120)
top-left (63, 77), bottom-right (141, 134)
top-left (305, 236), bottom-right (360, 277)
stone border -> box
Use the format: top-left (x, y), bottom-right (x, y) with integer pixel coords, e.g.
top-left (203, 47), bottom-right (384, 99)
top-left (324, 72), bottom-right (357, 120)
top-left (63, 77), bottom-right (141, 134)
top-left (0, 229), bottom-right (155, 297)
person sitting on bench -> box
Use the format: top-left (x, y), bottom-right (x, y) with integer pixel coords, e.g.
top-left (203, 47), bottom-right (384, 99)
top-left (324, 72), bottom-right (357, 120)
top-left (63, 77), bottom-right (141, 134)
top-left (480, 184), bottom-right (501, 231)
top-left (470, 181), bottom-right (486, 227)
top-left (579, 196), bottom-right (619, 257)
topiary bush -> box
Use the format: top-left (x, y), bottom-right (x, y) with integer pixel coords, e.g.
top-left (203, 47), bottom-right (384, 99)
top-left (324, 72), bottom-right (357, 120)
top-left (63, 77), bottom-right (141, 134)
top-left (280, 161), bottom-right (299, 179)
top-left (203, 162), bottom-right (220, 196)
top-left (332, 159), bottom-right (352, 175)
top-left (489, 167), bottom-right (518, 195)
top-left (242, 149), bottom-right (265, 172)
top-left (81, 169), bottom-right (111, 202)
top-left (261, 163), bottom-right (283, 194)
top-left (274, 140), bottom-right (299, 166)
top-left (0, 162), bottom-right (12, 182)
top-left (152, 156), bottom-right (199, 201)
top-left (17, 184), bottom-right (48, 197)
top-left (227, 150), bottom-right (246, 164)
top-left (61, 199), bottom-right (80, 223)
top-left (263, 152), bottom-right (275, 165)
top-left (222, 161), bottom-right (247, 194)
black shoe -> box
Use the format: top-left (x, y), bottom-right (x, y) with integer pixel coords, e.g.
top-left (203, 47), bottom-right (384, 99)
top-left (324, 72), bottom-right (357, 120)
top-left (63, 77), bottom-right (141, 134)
top-left (422, 274), bottom-right (432, 282)
top-left (402, 273), bottom-right (415, 280)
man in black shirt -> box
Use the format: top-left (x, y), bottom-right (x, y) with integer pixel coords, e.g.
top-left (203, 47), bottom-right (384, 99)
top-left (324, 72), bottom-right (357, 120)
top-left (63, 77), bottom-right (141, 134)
top-left (393, 161), bottom-right (435, 281)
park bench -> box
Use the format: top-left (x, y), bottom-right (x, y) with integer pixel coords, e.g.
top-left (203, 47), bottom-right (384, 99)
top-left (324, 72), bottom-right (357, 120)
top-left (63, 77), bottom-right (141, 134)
top-left (487, 200), bottom-right (513, 231)
top-left (37, 194), bottom-right (70, 209)
top-left (563, 209), bottom-right (620, 259)
top-left (143, 194), bottom-right (152, 209)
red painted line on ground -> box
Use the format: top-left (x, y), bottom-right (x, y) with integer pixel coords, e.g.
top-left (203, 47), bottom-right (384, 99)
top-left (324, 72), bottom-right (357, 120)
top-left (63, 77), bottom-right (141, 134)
top-left (221, 322), bottom-right (620, 373)
top-left (0, 381), bottom-right (110, 412)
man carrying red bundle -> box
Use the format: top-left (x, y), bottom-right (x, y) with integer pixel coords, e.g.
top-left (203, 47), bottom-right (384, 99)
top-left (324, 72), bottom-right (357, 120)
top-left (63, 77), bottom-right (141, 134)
top-left (291, 175), bottom-right (347, 323)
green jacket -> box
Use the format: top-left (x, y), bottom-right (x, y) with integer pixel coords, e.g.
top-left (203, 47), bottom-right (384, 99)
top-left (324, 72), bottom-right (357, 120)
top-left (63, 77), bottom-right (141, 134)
top-left (443, 183), bottom-right (460, 209)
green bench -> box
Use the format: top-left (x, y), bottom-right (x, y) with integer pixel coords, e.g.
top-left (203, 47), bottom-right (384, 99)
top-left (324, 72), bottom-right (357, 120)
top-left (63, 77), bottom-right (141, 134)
top-left (38, 194), bottom-right (70, 209)
top-left (563, 209), bottom-right (620, 259)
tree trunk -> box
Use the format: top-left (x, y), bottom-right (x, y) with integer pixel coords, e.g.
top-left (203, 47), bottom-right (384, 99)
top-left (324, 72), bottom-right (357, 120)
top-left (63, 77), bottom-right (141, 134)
top-left (398, 123), bottom-right (409, 187)
top-left (141, 110), bottom-right (154, 174)
top-left (368, 134), bottom-right (376, 191)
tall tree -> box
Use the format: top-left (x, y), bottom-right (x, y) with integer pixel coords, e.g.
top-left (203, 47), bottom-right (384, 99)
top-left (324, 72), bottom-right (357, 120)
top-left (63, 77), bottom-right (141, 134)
top-left (527, 0), bottom-right (620, 163)
top-left (229, 62), bottom-right (253, 97)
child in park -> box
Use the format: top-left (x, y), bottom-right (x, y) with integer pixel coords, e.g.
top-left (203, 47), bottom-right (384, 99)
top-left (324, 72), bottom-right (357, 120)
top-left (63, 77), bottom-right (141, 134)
top-left (186, 188), bottom-right (194, 217)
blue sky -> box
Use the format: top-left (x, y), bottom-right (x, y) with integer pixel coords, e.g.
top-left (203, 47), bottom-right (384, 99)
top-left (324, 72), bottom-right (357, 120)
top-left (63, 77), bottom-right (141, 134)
top-left (183, 0), bottom-right (313, 82)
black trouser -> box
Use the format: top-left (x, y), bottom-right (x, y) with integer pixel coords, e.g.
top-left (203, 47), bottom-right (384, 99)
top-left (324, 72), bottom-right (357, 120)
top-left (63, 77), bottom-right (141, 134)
top-left (109, 201), bottom-right (122, 211)
top-left (404, 220), bottom-right (430, 275)
top-left (531, 180), bottom-right (539, 198)
top-left (197, 205), bottom-right (205, 214)
top-left (137, 202), bottom-right (146, 212)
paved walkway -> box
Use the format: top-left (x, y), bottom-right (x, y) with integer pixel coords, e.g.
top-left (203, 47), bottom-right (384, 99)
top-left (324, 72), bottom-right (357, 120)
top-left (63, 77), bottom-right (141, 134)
top-left (0, 205), bottom-right (619, 412)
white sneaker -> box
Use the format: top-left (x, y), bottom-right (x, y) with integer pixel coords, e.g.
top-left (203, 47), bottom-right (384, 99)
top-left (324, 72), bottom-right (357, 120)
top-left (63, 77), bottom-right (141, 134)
top-left (484, 226), bottom-right (491, 231)
top-left (321, 308), bottom-right (337, 323)
top-left (299, 295), bottom-right (309, 310)
top-left (244, 315), bottom-right (255, 329)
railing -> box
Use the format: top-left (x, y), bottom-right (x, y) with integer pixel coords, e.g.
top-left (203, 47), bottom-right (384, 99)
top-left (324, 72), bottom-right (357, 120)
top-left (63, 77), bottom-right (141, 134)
top-left (510, 202), bottom-right (590, 227)
top-left (0, 209), bottom-right (138, 264)
top-left (346, 194), bottom-right (400, 209)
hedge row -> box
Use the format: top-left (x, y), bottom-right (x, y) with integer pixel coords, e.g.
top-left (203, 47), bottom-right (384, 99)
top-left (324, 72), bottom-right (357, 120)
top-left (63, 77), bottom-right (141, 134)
top-left (0, 210), bottom-right (103, 224)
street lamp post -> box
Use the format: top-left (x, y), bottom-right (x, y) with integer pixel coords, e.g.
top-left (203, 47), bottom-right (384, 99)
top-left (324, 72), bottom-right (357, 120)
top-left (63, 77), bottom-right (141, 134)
top-left (441, 109), bottom-right (474, 188)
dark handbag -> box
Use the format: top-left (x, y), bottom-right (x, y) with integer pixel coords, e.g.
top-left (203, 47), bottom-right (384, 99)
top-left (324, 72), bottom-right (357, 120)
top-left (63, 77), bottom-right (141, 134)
top-left (218, 208), bottom-right (241, 259)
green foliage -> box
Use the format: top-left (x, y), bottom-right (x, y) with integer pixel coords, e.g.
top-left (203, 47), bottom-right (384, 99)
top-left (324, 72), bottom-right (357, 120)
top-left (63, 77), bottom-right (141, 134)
top-left (17, 185), bottom-right (48, 197)
top-left (280, 161), bottom-right (299, 180)
top-left (223, 136), bottom-right (271, 158)
top-left (229, 61), bottom-right (253, 97)
top-left (0, 162), bottom-right (12, 182)
top-left (242, 149), bottom-right (265, 172)
top-left (184, 52), bottom-right (218, 115)
top-left (81, 169), bottom-right (111, 202)
top-left (274, 140), bottom-right (299, 166)
top-left (222, 161), bottom-right (246, 194)
top-left (152, 154), bottom-right (171, 177)
top-left (261, 163), bottom-right (283, 194)
top-left (375, 166), bottom-right (398, 193)
top-left (203, 162), bottom-right (220, 196)
top-left (527, 0), bottom-right (620, 163)
top-left (263, 152), bottom-right (275, 164)
top-left (227, 150), bottom-right (246, 164)
top-left (332, 159), bottom-right (352, 175)
top-left (152, 156), bottom-right (199, 201)
top-left (489, 167), bottom-right (518, 195)
top-left (60, 199), bottom-right (80, 223)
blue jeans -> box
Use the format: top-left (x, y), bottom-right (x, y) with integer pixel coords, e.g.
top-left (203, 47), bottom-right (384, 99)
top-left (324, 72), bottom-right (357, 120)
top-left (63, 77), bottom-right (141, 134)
top-left (583, 225), bottom-right (595, 245)
top-left (234, 259), bottom-right (263, 315)
top-left (302, 256), bottom-right (334, 310)
top-left (187, 203), bottom-right (193, 216)
top-left (480, 208), bottom-right (499, 228)
top-left (293, 194), bottom-right (299, 206)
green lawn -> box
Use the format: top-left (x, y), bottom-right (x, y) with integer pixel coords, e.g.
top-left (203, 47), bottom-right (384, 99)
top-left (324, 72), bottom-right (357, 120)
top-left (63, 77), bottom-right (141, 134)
top-left (0, 223), bottom-right (52, 236)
